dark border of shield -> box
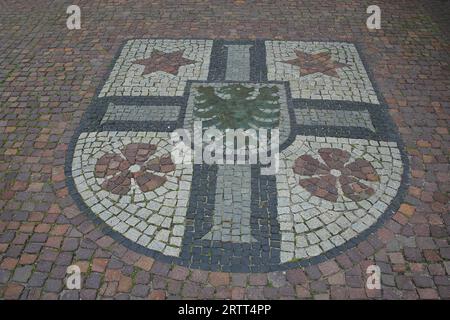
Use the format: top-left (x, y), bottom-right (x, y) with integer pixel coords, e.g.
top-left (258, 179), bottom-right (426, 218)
top-left (64, 38), bottom-right (410, 272)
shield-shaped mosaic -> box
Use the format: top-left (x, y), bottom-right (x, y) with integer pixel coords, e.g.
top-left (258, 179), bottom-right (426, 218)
top-left (66, 39), bottom-right (409, 272)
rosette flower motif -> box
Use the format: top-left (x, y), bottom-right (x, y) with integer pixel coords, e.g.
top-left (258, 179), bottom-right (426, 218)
top-left (293, 148), bottom-right (379, 202)
top-left (94, 143), bottom-right (175, 195)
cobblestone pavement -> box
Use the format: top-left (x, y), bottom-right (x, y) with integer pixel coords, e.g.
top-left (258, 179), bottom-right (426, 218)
top-left (0, 0), bottom-right (449, 300)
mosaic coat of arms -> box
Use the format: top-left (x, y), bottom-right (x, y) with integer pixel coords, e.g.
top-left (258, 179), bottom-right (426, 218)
top-left (67, 39), bottom-right (408, 272)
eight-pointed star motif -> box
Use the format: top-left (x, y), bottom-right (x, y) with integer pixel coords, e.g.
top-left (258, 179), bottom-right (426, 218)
top-left (282, 49), bottom-right (349, 78)
top-left (132, 49), bottom-right (196, 76)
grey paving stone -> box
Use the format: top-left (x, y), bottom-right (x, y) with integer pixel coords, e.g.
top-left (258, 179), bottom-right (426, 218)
top-left (101, 103), bottom-right (181, 123)
top-left (225, 44), bottom-right (252, 81)
top-left (0, 270), bottom-right (11, 284)
top-left (202, 164), bottom-right (256, 243)
top-left (12, 265), bottom-right (33, 283)
top-left (28, 272), bottom-right (48, 287)
top-left (294, 108), bottom-right (375, 131)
